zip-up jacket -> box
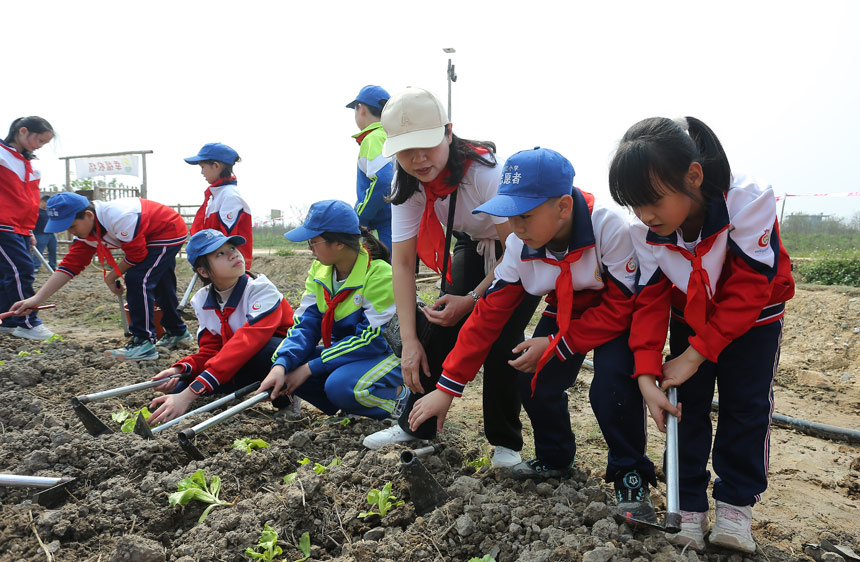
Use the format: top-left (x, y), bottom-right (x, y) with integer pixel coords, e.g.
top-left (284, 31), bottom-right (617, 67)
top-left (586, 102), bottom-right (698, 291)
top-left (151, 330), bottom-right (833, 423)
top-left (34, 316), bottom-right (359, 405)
top-left (190, 179), bottom-right (254, 268)
top-left (438, 189), bottom-right (638, 397)
top-left (0, 140), bottom-right (41, 235)
top-left (172, 273), bottom-right (294, 394)
top-left (272, 247), bottom-right (396, 375)
top-left (630, 174), bottom-right (795, 378)
top-left (57, 198), bottom-right (188, 277)
top-left (353, 122), bottom-right (393, 232)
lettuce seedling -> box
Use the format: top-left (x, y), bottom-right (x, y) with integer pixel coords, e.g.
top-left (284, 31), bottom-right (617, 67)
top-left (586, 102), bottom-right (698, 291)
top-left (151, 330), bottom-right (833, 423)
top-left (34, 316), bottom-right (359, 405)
top-left (111, 406), bottom-right (153, 433)
top-left (466, 456), bottom-right (491, 469)
top-left (46, 334), bottom-right (64, 343)
top-left (232, 437), bottom-right (270, 454)
top-left (468, 556), bottom-right (497, 562)
top-left (294, 532), bottom-right (310, 562)
top-left (358, 481), bottom-right (403, 519)
top-left (168, 469), bottom-right (234, 524)
top-left (245, 524), bottom-right (282, 561)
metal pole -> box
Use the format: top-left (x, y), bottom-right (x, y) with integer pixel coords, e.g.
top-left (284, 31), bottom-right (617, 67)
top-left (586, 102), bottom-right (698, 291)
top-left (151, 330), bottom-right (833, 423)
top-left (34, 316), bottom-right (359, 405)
top-left (779, 195), bottom-right (787, 224)
top-left (141, 153), bottom-right (148, 199)
top-left (665, 387), bottom-right (680, 516)
top-left (447, 58), bottom-right (453, 120)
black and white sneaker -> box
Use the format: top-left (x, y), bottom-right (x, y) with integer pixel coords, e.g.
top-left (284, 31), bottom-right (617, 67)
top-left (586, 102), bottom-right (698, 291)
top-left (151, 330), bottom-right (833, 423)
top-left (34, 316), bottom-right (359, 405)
top-left (614, 470), bottom-right (657, 524)
top-left (510, 458), bottom-right (573, 481)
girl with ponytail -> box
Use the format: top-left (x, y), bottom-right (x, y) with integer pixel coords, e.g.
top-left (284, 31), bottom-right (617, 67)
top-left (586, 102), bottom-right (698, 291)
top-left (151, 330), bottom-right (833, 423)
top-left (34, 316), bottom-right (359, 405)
top-left (609, 117), bottom-right (795, 554)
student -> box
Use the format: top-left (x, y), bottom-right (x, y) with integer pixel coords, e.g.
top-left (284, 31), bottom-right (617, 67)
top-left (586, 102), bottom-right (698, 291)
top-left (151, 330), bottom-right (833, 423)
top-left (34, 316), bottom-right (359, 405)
top-left (608, 117), bottom-right (795, 553)
top-left (362, 88), bottom-right (541, 470)
top-left (346, 85), bottom-right (394, 254)
top-left (258, 200), bottom-right (408, 420)
top-left (0, 116), bottom-right (55, 340)
top-left (147, 229), bottom-right (294, 425)
top-left (408, 147), bottom-right (656, 517)
top-left (185, 143), bottom-right (253, 269)
top-left (10, 192), bottom-right (191, 360)
top-left (32, 194), bottom-right (58, 272)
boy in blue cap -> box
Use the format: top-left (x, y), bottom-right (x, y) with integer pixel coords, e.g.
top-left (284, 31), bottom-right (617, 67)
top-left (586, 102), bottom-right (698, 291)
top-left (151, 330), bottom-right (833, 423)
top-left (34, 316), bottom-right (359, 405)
top-left (257, 199), bottom-right (408, 419)
top-left (185, 142), bottom-right (253, 269)
top-left (407, 147), bottom-right (658, 520)
top-left (346, 86), bottom-right (393, 255)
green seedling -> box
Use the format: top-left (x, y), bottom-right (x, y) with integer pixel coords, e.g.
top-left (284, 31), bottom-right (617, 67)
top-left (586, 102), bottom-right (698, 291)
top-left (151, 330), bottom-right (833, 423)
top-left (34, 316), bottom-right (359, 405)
top-left (232, 437), bottom-right (270, 454)
top-left (333, 417), bottom-right (351, 426)
top-left (245, 524), bottom-right (282, 561)
top-left (466, 456), bottom-right (491, 469)
top-left (357, 481), bottom-right (403, 519)
top-left (294, 532), bottom-right (310, 562)
top-left (168, 469), bottom-right (234, 524)
top-left (468, 556), bottom-right (497, 562)
top-left (312, 457), bottom-right (341, 475)
top-left (46, 334), bottom-right (64, 343)
top-left (283, 473), bottom-right (297, 484)
top-left (111, 406), bottom-right (153, 433)
top-left (0, 361), bottom-right (4, 367)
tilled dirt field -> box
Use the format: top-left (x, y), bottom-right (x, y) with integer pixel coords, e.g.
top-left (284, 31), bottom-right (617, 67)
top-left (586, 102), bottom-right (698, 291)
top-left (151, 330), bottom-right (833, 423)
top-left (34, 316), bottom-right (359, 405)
top-left (1, 254), bottom-right (858, 562)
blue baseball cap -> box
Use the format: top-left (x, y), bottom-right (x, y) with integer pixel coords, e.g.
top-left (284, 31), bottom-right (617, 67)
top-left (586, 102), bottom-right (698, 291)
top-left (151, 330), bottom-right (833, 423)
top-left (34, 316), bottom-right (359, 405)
top-left (186, 229), bottom-right (246, 266)
top-left (345, 85), bottom-right (390, 111)
top-left (45, 192), bottom-right (91, 233)
top-left (184, 143), bottom-right (239, 165)
top-left (472, 147), bottom-right (575, 217)
top-left (285, 200), bottom-right (360, 242)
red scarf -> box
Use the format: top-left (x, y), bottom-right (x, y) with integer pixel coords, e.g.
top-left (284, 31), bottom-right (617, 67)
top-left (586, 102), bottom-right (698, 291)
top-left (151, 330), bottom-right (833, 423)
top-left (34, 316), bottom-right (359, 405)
top-left (665, 235), bottom-right (719, 336)
top-left (191, 177), bottom-right (236, 233)
top-left (416, 147), bottom-right (488, 283)
top-left (93, 221), bottom-right (123, 279)
top-left (320, 252), bottom-right (372, 348)
top-left (215, 308), bottom-right (235, 345)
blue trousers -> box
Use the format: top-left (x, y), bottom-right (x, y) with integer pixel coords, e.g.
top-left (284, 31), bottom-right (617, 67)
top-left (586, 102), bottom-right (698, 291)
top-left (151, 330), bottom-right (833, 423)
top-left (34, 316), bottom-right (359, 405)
top-left (32, 233), bottom-right (57, 271)
top-left (123, 244), bottom-right (186, 342)
top-left (0, 232), bottom-right (42, 329)
top-left (289, 348), bottom-right (403, 420)
top-left (519, 315), bottom-right (655, 483)
top-left (669, 318), bottom-right (783, 511)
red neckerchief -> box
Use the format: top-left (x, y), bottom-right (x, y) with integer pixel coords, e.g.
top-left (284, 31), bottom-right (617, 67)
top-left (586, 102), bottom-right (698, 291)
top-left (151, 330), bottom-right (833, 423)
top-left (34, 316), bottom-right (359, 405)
top-left (417, 147), bottom-right (488, 283)
top-left (214, 307), bottom-right (235, 345)
top-left (93, 221), bottom-right (123, 279)
top-left (664, 235), bottom-right (719, 336)
top-left (320, 252), bottom-right (371, 348)
top-left (354, 130), bottom-right (372, 145)
top-left (191, 177), bottom-right (236, 233)
top-left (529, 190), bottom-right (595, 396)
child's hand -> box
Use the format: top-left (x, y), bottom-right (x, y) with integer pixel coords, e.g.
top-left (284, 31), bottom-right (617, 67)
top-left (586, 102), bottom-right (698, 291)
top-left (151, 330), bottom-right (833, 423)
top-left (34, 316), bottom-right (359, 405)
top-left (106, 274), bottom-right (123, 296)
top-left (508, 337), bottom-right (550, 373)
top-left (283, 364), bottom-right (312, 395)
top-left (152, 367), bottom-right (182, 393)
top-left (638, 375), bottom-right (682, 433)
top-left (148, 389), bottom-right (196, 425)
top-left (661, 346), bottom-right (706, 390)
top-left (409, 389), bottom-right (454, 433)
top-left (8, 296), bottom-right (42, 317)
top-left (422, 294), bottom-right (473, 327)
top-left (400, 338), bottom-right (430, 394)
top-left (259, 365), bottom-right (288, 399)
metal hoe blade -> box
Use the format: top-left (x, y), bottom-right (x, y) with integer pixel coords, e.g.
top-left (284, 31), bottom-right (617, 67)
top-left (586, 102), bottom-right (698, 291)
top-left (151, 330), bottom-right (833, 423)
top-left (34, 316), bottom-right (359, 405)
top-left (0, 474), bottom-right (76, 507)
top-left (177, 390), bottom-right (271, 460)
top-left (70, 397), bottom-right (114, 436)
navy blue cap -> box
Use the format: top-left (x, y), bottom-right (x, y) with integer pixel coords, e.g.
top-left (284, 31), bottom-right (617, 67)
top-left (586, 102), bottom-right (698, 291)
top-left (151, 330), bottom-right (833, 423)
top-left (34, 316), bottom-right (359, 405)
top-left (472, 147), bottom-right (575, 217)
top-left (346, 85), bottom-right (390, 111)
top-left (186, 229), bottom-right (246, 266)
top-left (184, 143), bottom-right (239, 165)
top-left (285, 200), bottom-right (360, 242)
top-left (45, 192), bottom-right (91, 233)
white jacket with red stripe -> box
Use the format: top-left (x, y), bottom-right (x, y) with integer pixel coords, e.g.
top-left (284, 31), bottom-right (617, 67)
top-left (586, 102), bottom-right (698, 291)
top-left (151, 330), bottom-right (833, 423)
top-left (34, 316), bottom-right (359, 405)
top-left (0, 141), bottom-right (41, 235)
top-left (190, 180), bottom-right (253, 268)
top-left (629, 174), bottom-right (795, 377)
top-left (172, 273), bottom-right (294, 394)
top-left (438, 189), bottom-right (638, 397)
top-left (56, 198), bottom-right (188, 277)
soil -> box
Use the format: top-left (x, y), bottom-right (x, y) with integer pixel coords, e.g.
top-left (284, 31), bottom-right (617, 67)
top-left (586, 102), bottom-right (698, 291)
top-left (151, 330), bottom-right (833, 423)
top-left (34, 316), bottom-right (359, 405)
top-left (1, 254), bottom-right (858, 562)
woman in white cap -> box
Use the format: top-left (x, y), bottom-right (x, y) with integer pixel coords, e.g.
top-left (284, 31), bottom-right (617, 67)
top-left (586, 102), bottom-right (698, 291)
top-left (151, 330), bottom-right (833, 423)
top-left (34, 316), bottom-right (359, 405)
top-left (362, 88), bottom-right (540, 467)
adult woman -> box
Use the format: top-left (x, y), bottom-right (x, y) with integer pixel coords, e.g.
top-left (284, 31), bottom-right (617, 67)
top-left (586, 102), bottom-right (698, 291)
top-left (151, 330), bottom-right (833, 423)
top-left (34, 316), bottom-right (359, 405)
top-left (362, 88), bottom-right (540, 468)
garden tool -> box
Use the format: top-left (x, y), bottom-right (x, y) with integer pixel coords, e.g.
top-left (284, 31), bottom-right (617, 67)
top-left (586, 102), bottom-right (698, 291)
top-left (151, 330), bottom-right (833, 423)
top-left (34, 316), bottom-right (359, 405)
top-left (0, 474), bottom-right (76, 507)
top-left (31, 247), bottom-right (54, 274)
top-left (400, 444), bottom-right (450, 515)
top-left (625, 387), bottom-right (681, 533)
top-left (177, 273), bottom-right (198, 321)
top-left (178, 389), bottom-right (274, 460)
top-left (71, 372), bottom-right (193, 436)
top-left (0, 304), bottom-right (56, 324)
top-left (116, 279), bottom-right (130, 337)
top-left (134, 381), bottom-right (260, 439)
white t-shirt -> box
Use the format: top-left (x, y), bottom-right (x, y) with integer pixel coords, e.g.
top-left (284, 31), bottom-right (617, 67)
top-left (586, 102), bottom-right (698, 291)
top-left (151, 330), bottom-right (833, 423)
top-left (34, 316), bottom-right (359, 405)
top-left (390, 163), bottom-right (508, 243)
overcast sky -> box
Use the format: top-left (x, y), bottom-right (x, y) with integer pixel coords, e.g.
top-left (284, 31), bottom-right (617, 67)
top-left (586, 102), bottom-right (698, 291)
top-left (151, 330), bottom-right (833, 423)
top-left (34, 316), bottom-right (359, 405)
top-left (4, 1), bottom-right (860, 223)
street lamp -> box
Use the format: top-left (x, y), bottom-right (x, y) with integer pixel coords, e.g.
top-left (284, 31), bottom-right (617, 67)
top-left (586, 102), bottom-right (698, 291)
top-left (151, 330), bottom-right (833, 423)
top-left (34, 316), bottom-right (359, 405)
top-left (443, 48), bottom-right (457, 120)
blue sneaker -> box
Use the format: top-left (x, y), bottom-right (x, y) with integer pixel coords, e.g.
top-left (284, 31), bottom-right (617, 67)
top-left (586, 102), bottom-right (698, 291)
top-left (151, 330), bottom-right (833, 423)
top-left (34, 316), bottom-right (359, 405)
top-left (155, 329), bottom-right (192, 349)
top-left (105, 338), bottom-right (159, 361)
top-left (390, 385), bottom-right (411, 419)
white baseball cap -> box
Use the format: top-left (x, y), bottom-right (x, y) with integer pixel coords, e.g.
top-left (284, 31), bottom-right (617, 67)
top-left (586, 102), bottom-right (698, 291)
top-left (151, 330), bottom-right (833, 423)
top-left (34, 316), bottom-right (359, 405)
top-left (381, 88), bottom-right (450, 158)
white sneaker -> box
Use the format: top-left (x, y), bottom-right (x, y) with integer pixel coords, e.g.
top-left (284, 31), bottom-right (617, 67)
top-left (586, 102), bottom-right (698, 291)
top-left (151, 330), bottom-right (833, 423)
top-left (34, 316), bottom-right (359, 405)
top-left (709, 501), bottom-right (755, 553)
top-left (667, 510), bottom-right (709, 552)
top-left (0, 326), bottom-right (16, 334)
top-left (11, 324), bottom-right (54, 341)
top-left (362, 425), bottom-right (417, 450)
top-left (492, 446), bottom-right (522, 468)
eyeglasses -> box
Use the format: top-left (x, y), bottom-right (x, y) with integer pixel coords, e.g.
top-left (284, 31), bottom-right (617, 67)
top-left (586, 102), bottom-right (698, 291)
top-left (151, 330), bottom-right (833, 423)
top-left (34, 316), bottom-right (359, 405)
top-left (307, 239), bottom-right (325, 250)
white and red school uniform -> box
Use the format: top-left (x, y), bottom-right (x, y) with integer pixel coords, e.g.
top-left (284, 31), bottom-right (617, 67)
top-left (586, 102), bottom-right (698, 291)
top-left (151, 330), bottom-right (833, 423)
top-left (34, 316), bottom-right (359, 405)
top-left (190, 178), bottom-right (253, 269)
top-left (173, 273), bottom-right (294, 395)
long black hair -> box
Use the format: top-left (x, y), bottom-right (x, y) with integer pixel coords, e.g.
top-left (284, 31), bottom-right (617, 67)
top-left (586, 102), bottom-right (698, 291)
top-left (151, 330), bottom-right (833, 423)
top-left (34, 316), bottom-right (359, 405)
top-left (321, 227), bottom-right (390, 262)
top-left (608, 116), bottom-right (731, 208)
top-left (200, 156), bottom-right (242, 179)
top-left (4, 116), bottom-right (54, 160)
top-left (387, 124), bottom-right (497, 205)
